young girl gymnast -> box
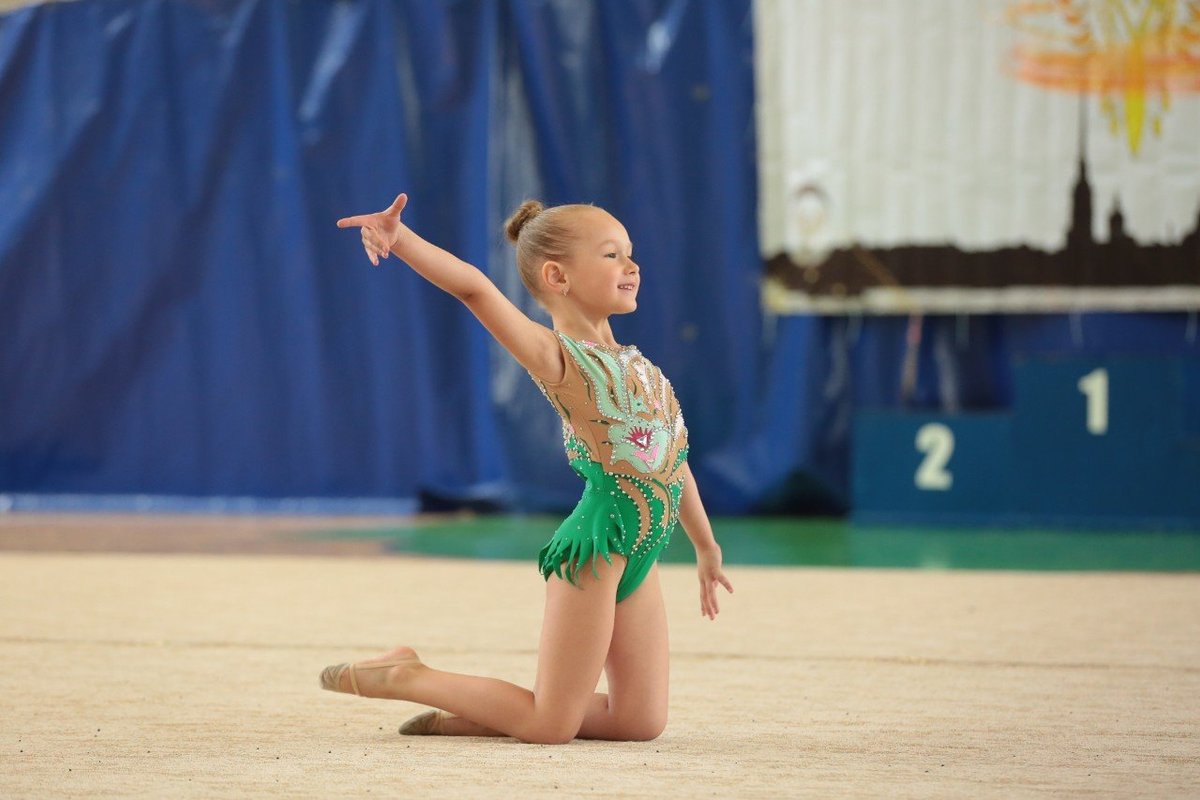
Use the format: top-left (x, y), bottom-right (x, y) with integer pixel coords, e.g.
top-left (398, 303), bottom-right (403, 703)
top-left (321, 193), bottom-right (734, 744)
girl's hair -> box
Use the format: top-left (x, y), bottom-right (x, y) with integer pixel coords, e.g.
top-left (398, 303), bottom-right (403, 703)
top-left (504, 200), bottom-right (592, 298)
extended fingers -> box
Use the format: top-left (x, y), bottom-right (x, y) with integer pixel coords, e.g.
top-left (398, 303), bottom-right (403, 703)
top-left (339, 211), bottom-right (392, 267)
top-left (699, 571), bottom-right (733, 620)
top-left (700, 578), bottom-right (717, 620)
top-left (386, 193), bottom-right (408, 215)
top-left (336, 214), bottom-right (372, 229)
top-left (360, 229), bottom-right (390, 263)
top-left (339, 191), bottom-right (407, 228)
top-left (361, 233), bottom-right (377, 266)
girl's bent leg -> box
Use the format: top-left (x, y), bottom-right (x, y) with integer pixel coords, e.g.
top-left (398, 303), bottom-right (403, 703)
top-left (429, 564), bottom-right (669, 741)
top-left (429, 692), bottom-right (612, 737)
top-left (392, 556), bottom-right (624, 744)
top-left (576, 564), bottom-right (670, 741)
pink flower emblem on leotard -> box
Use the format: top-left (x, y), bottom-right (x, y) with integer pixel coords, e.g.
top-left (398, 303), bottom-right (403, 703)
top-left (624, 426), bottom-right (660, 467)
top-left (626, 426), bottom-right (653, 451)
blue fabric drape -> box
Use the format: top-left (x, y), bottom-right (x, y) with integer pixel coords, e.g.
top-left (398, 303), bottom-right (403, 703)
top-left (0, 0), bottom-right (509, 500)
top-left (0, 0), bottom-right (761, 509)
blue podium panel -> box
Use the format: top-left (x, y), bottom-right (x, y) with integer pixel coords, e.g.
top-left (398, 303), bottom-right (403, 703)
top-left (1182, 359), bottom-right (1200, 441)
top-left (1012, 358), bottom-right (1195, 522)
top-left (1162, 358), bottom-right (1200, 519)
top-left (853, 412), bottom-right (1014, 524)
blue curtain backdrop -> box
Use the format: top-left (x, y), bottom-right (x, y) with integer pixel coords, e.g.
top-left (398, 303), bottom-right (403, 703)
top-left (1, 0), bottom-right (1196, 513)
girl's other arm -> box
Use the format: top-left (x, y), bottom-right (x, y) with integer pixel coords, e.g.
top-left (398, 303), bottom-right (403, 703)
top-left (338, 194), bottom-right (563, 383)
top-left (678, 461), bottom-right (734, 620)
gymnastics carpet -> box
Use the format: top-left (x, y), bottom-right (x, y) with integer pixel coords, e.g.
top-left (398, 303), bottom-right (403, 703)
top-left (0, 515), bottom-right (1197, 798)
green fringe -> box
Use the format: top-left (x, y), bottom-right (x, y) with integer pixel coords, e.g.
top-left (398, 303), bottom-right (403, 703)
top-left (538, 483), bottom-right (633, 589)
top-left (539, 438), bottom-right (689, 595)
top-left (539, 448), bottom-right (641, 589)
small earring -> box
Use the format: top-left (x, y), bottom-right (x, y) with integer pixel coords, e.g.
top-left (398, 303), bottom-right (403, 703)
top-left (562, 286), bottom-right (569, 296)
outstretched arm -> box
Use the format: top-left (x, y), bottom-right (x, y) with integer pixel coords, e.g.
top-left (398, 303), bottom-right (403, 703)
top-left (678, 461), bottom-right (734, 620)
top-left (338, 194), bottom-right (563, 383)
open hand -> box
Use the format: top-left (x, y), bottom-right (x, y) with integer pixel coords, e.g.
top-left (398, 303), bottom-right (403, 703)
top-left (697, 543), bottom-right (734, 621)
top-left (336, 193), bottom-right (409, 266)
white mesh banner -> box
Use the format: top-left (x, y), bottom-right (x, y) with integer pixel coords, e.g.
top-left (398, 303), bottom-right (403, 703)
top-left (755, 0), bottom-right (1200, 313)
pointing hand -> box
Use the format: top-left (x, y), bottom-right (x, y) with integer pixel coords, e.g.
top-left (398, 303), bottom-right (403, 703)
top-left (336, 193), bottom-right (409, 267)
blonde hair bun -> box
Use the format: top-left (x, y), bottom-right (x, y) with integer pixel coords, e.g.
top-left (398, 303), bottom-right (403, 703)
top-left (504, 200), bottom-right (545, 243)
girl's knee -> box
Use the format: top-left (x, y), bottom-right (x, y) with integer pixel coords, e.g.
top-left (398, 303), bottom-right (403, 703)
top-left (612, 710), bottom-right (666, 742)
top-left (518, 712), bottom-right (584, 745)
top-left (623, 717), bottom-right (666, 742)
top-left (519, 721), bottom-right (579, 745)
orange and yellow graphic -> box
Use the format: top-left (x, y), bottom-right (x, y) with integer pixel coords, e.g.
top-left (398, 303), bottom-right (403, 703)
top-left (1006, 0), bottom-right (1200, 153)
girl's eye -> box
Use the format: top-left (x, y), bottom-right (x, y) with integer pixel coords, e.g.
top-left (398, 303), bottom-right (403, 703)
top-left (605, 252), bottom-right (617, 258)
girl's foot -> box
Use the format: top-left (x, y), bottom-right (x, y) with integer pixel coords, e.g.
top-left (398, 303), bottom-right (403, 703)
top-left (319, 645), bottom-right (423, 699)
top-left (400, 709), bottom-right (505, 737)
top-left (399, 709), bottom-right (450, 735)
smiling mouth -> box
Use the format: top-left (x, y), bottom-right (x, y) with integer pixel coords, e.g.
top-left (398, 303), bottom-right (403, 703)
top-left (618, 284), bottom-right (638, 291)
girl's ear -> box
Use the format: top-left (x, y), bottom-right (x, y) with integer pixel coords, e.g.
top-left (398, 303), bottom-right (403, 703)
top-left (541, 260), bottom-right (568, 295)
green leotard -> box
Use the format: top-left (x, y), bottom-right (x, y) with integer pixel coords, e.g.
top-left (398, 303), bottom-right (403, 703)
top-left (529, 331), bottom-right (689, 602)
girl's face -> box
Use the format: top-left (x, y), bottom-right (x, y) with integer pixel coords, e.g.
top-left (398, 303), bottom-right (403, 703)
top-left (563, 208), bottom-right (640, 314)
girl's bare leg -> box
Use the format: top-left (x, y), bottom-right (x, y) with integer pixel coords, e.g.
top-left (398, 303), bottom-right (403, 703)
top-left (431, 692), bottom-right (607, 737)
top-left (431, 564), bottom-right (670, 741)
top-left (332, 556), bottom-right (624, 744)
top-left (576, 563), bottom-right (670, 740)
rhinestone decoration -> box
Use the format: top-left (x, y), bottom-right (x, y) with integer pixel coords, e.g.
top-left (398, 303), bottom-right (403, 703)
top-left (528, 332), bottom-right (690, 575)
